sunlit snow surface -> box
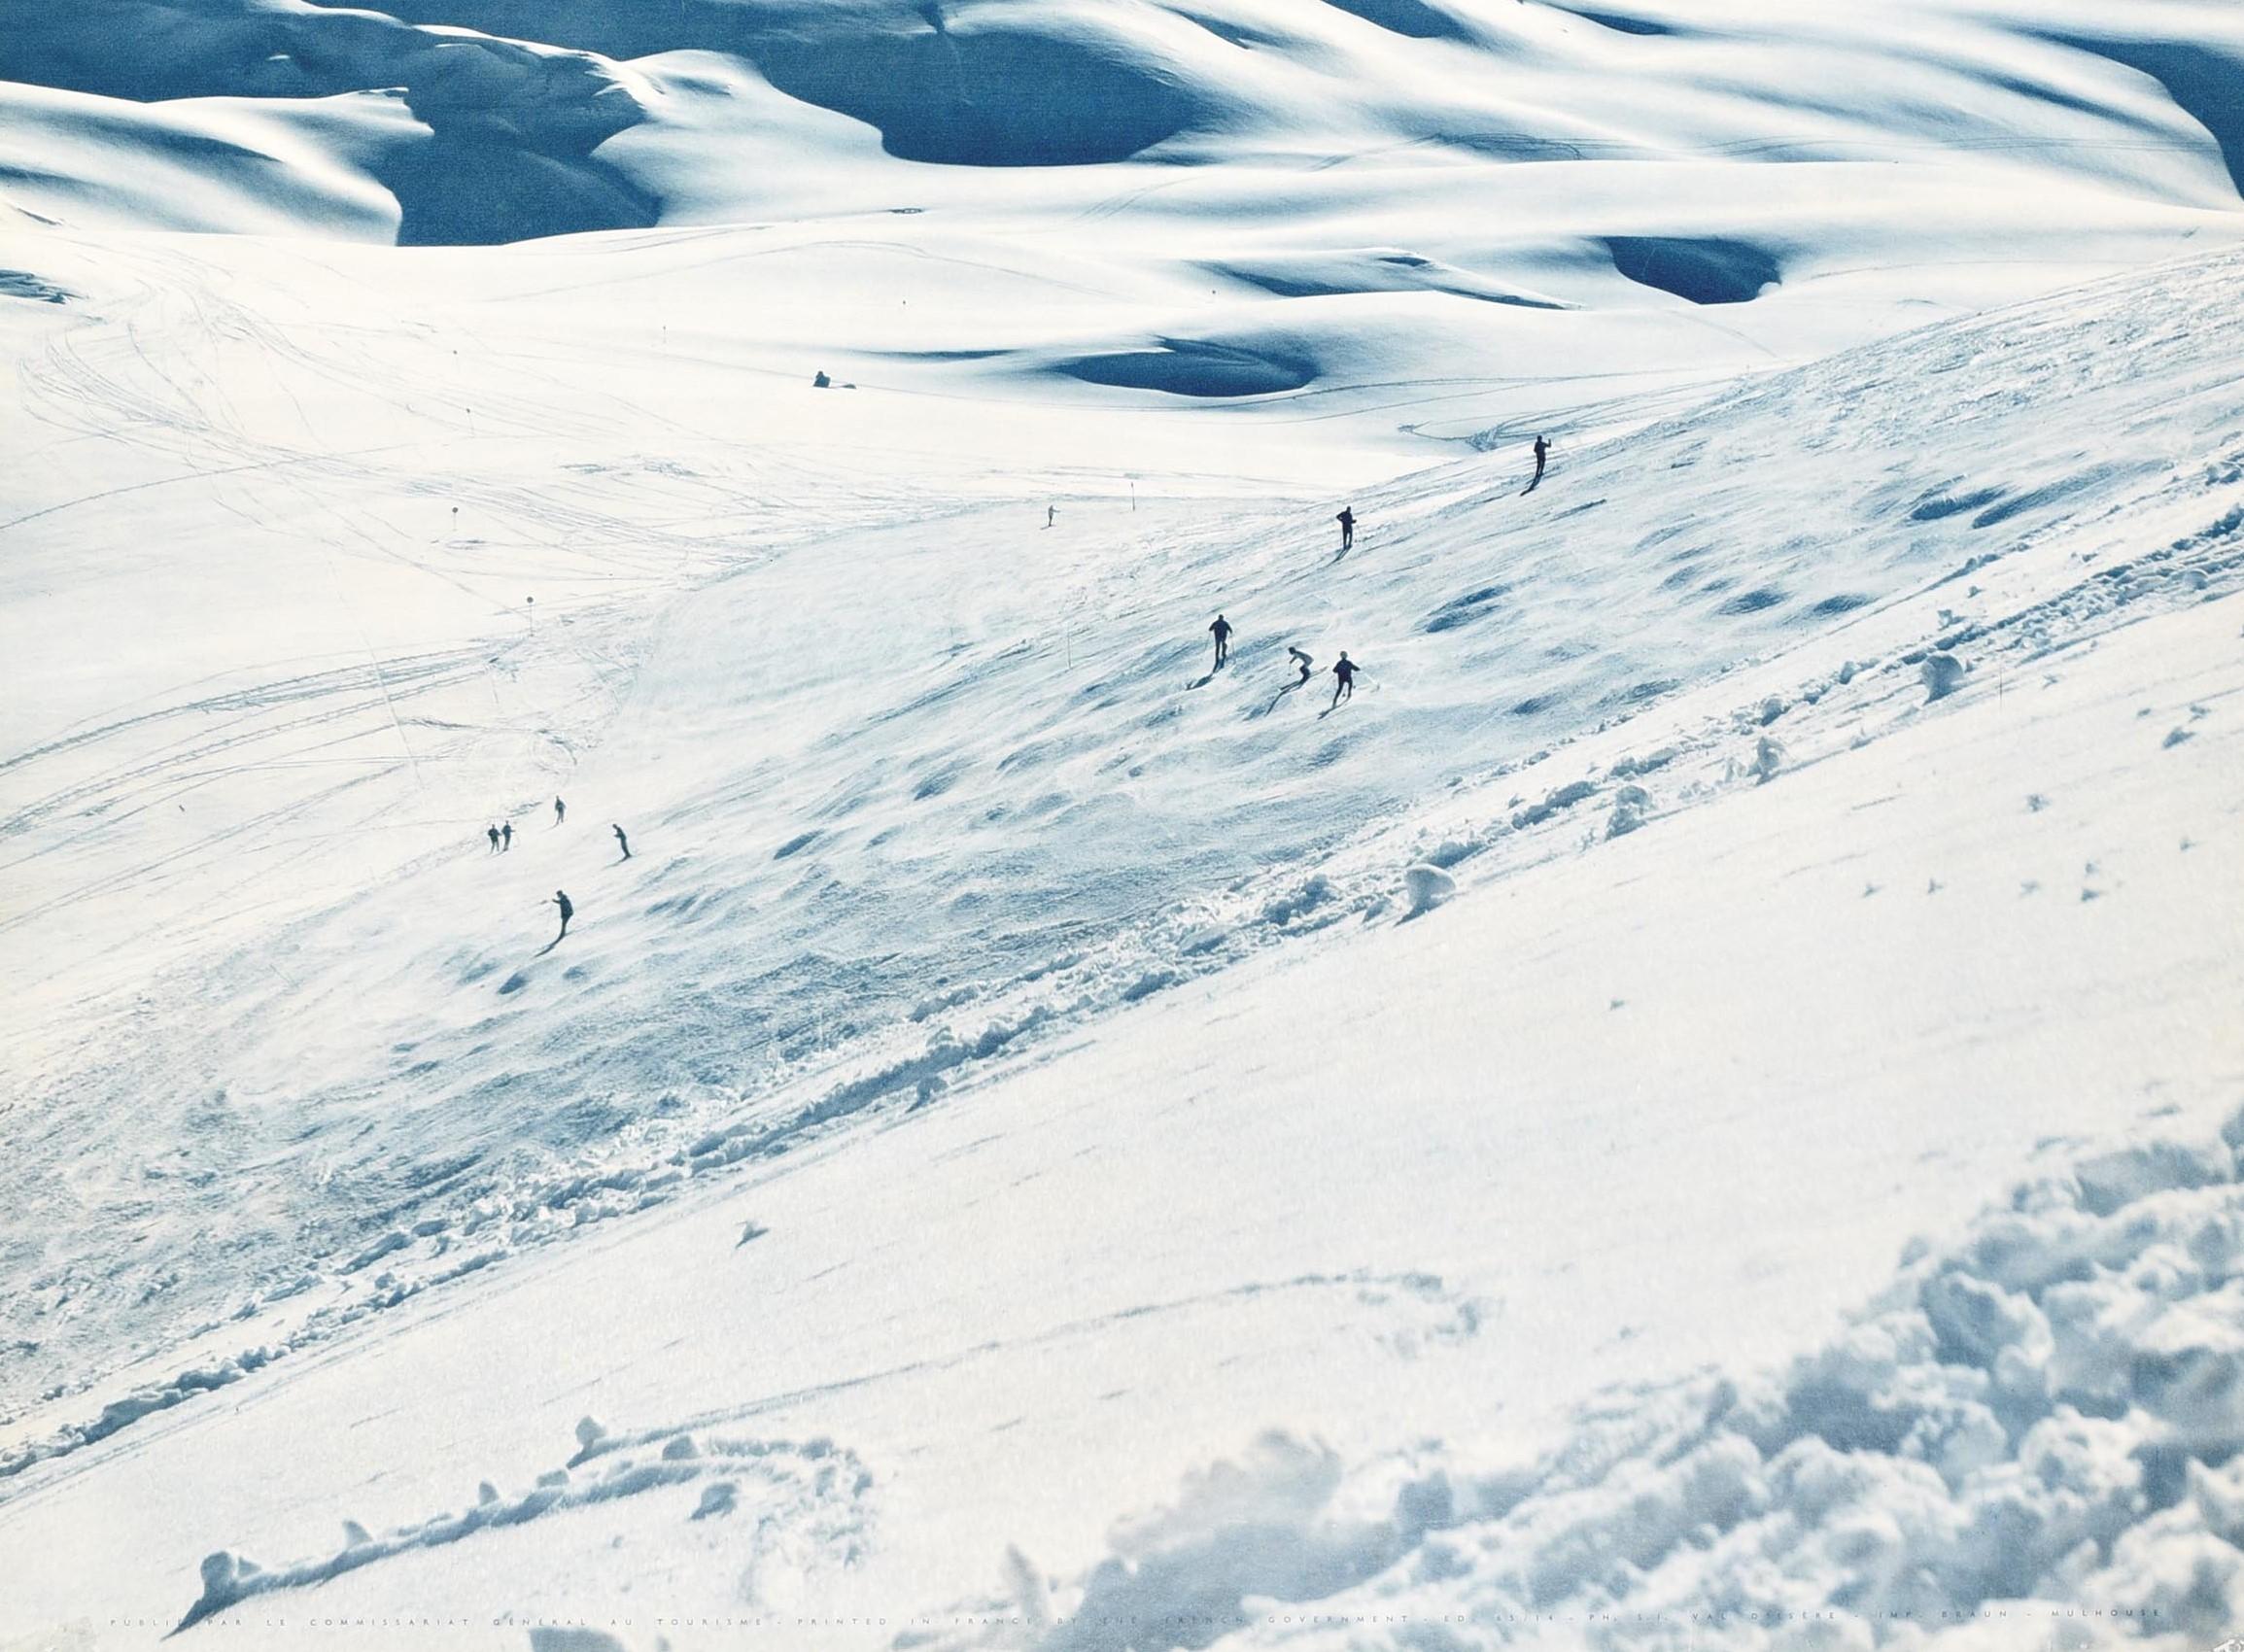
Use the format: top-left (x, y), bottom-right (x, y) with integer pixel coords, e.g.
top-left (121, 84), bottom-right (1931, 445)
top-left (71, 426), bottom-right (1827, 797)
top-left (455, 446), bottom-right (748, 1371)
top-left (2, 0), bottom-right (2243, 1647)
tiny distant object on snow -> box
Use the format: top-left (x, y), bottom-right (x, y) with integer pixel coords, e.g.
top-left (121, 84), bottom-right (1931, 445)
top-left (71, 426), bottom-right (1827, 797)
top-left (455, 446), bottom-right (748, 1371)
top-left (554, 796), bottom-right (566, 825)
top-left (1209, 612), bottom-right (1233, 670)
top-left (1331, 651), bottom-right (1359, 707)
top-left (613, 824), bottom-right (631, 860)
top-left (551, 889), bottom-right (573, 942)
top-left (1046, 504), bottom-right (1055, 529)
top-left (1288, 645), bottom-right (1314, 685)
top-left (812, 369), bottom-right (831, 388)
top-left (1527, 433), bottom-right (1549, 493)
top-left (1335, 505), bottom-right (1355, 552)
top-left (486, 824), bottom-right (501, 853)
top-left (501, 821), bottom-right (512, 850)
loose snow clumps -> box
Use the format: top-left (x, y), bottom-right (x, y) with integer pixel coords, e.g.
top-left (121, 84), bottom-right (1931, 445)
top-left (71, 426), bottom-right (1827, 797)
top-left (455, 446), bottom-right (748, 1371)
top-left (951, 1111), bottom-right (2244, 1652)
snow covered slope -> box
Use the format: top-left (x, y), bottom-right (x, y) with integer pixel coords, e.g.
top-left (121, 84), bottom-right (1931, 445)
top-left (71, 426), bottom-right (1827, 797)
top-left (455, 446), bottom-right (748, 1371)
top-left (4, 0), bottom-right (2244, 1644)
top-left (4, 226), bottom-right (2243, 1644)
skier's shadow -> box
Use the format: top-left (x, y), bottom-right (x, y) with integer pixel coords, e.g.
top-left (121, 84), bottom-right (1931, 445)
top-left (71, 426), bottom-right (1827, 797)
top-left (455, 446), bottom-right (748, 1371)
top-left (535, 937), bottom-right (563, 957)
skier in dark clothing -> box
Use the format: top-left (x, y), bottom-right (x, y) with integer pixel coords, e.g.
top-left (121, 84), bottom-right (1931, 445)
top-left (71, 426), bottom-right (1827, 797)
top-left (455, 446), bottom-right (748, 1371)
top-left (1330, 651), bottom-right (1359, 708)
top-left (1209, 613), bottom-right (1233, 670)
top-left (554, 797), bottom-right (566, 826)
top-left (613, 824), bottom-right (631, 860)
top-left (1529, 434), bottom-right (1549, 491)
top-left (486, 824), bottom-right (501, 853)
top-left (1288, 646), bottom-right (1314, 685)
top-left (501, 821), bottom-right (513, 851)
top-left (551, 889), bottom-right (573, 942)
top-left (1335, 506), bottom-right (1355, 552)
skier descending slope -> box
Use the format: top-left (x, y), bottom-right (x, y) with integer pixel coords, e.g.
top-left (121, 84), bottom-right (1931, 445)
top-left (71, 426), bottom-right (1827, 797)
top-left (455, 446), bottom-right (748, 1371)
top-left (1330, 651), bottom-right (1360, 708)
top-left (613, 824), bottom-right (632, 861)
top-left (1288, 646), bottom-right (1314, 685)
top-left (501, 821), bottom-right (513, 851)
top-left (486, 824), bottom-right (501, 854)
top-left (1209, 613), bottom-right (1233, 670)
top-left (549, 889), bottom-right (573, 945)
top-left (1524, 433), bottom-right (1550, 494)
top-left (1335, 505), bottom-right (1356, 552)
top-left (554, 797), bottom-right (566, 826)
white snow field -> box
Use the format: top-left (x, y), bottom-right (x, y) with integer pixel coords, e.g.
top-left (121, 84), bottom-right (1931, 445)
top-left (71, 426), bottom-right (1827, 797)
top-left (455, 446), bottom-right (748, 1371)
top-left (5, 0), bottom-right (2244, 1647)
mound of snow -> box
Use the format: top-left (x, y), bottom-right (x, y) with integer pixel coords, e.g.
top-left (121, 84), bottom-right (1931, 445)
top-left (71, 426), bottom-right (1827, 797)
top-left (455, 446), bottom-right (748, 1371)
top-left (1400, 863), bottom-right (1455, 916)
top-left (927, 1113), bottom-right (2244, 1651)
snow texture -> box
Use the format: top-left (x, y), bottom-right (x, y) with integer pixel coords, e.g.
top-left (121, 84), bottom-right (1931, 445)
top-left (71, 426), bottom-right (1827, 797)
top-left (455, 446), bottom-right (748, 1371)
top-left (4, 0), bottom-right (2244, 1645)
top-left (922, 1111), bottom-right (2244, 1652)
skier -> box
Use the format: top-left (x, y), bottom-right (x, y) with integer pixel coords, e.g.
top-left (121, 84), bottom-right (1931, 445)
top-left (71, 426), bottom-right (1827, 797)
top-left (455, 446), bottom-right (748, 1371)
top-left (613, 824), bottom-right (632, 860)
top-left (1288, 646), bottom-right (1314, 685)
top-left (1335, 505), bottom-right (1356, 552)
top-left (550, 889), bottom-right (573, 943)
top-left (1330, 651), bottom-right (1360, 708)
top-left (1529, 433), bottom-right (1549, 491)
top-left (554, 796), bottom-right (566, 826)
top-left (812, 369), bottom-right (831, 389)
top-left (1046, 504), bottom-right (1055, 529)
top-left (1209, 613), bottom-right (1233, 670)
top-left (501, 821), bottom-right (513, 851)
top-left (486, 824), bottom-right (501, 853)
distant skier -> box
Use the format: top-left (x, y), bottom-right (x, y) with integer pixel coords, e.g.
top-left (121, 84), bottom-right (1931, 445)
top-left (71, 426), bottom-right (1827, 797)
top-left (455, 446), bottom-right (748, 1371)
top-left (1527, 434), bottom-right (1549, 493)
top-left (1335, 505), bottom-right (1356, 552)
top-left (812, 369), bottom-right (831, 389)
top-left (554, 797), bottom-right (566, 826)
top-left (1210, 613), bottom-right (1233, 670)
top-left (613, 824), bottom-right (632, 860)
top-left (1046, 504), bottom-right (1055, 529)
top-left (1288, 646), bottom-right (1314, 685)
top-left (1330, 651), bottom-right (1359, 708)
top-left (486, 824), bottom-right (501, 853)
top-left (550, 889), bottom-right (573, 943)
top-left (501, 821), bottom-right (513, 851)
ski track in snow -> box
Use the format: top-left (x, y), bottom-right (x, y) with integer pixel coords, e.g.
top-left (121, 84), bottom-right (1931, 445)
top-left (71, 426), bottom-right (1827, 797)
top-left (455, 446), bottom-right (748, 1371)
top-left (177, 1426), bottom-right (873, 1634)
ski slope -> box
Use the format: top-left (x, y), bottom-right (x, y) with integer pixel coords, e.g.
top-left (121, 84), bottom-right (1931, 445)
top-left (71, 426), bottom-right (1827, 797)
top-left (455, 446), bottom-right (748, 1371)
top-left (4, 0), bottom-right (2244, 1646)
top-left (3, 239), bottom-right (2241, 1647)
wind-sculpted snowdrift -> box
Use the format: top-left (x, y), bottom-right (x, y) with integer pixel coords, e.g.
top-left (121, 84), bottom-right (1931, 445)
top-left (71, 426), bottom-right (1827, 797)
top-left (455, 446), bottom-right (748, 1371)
top-left (923, 1113), bottom-right (2244, 1652)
